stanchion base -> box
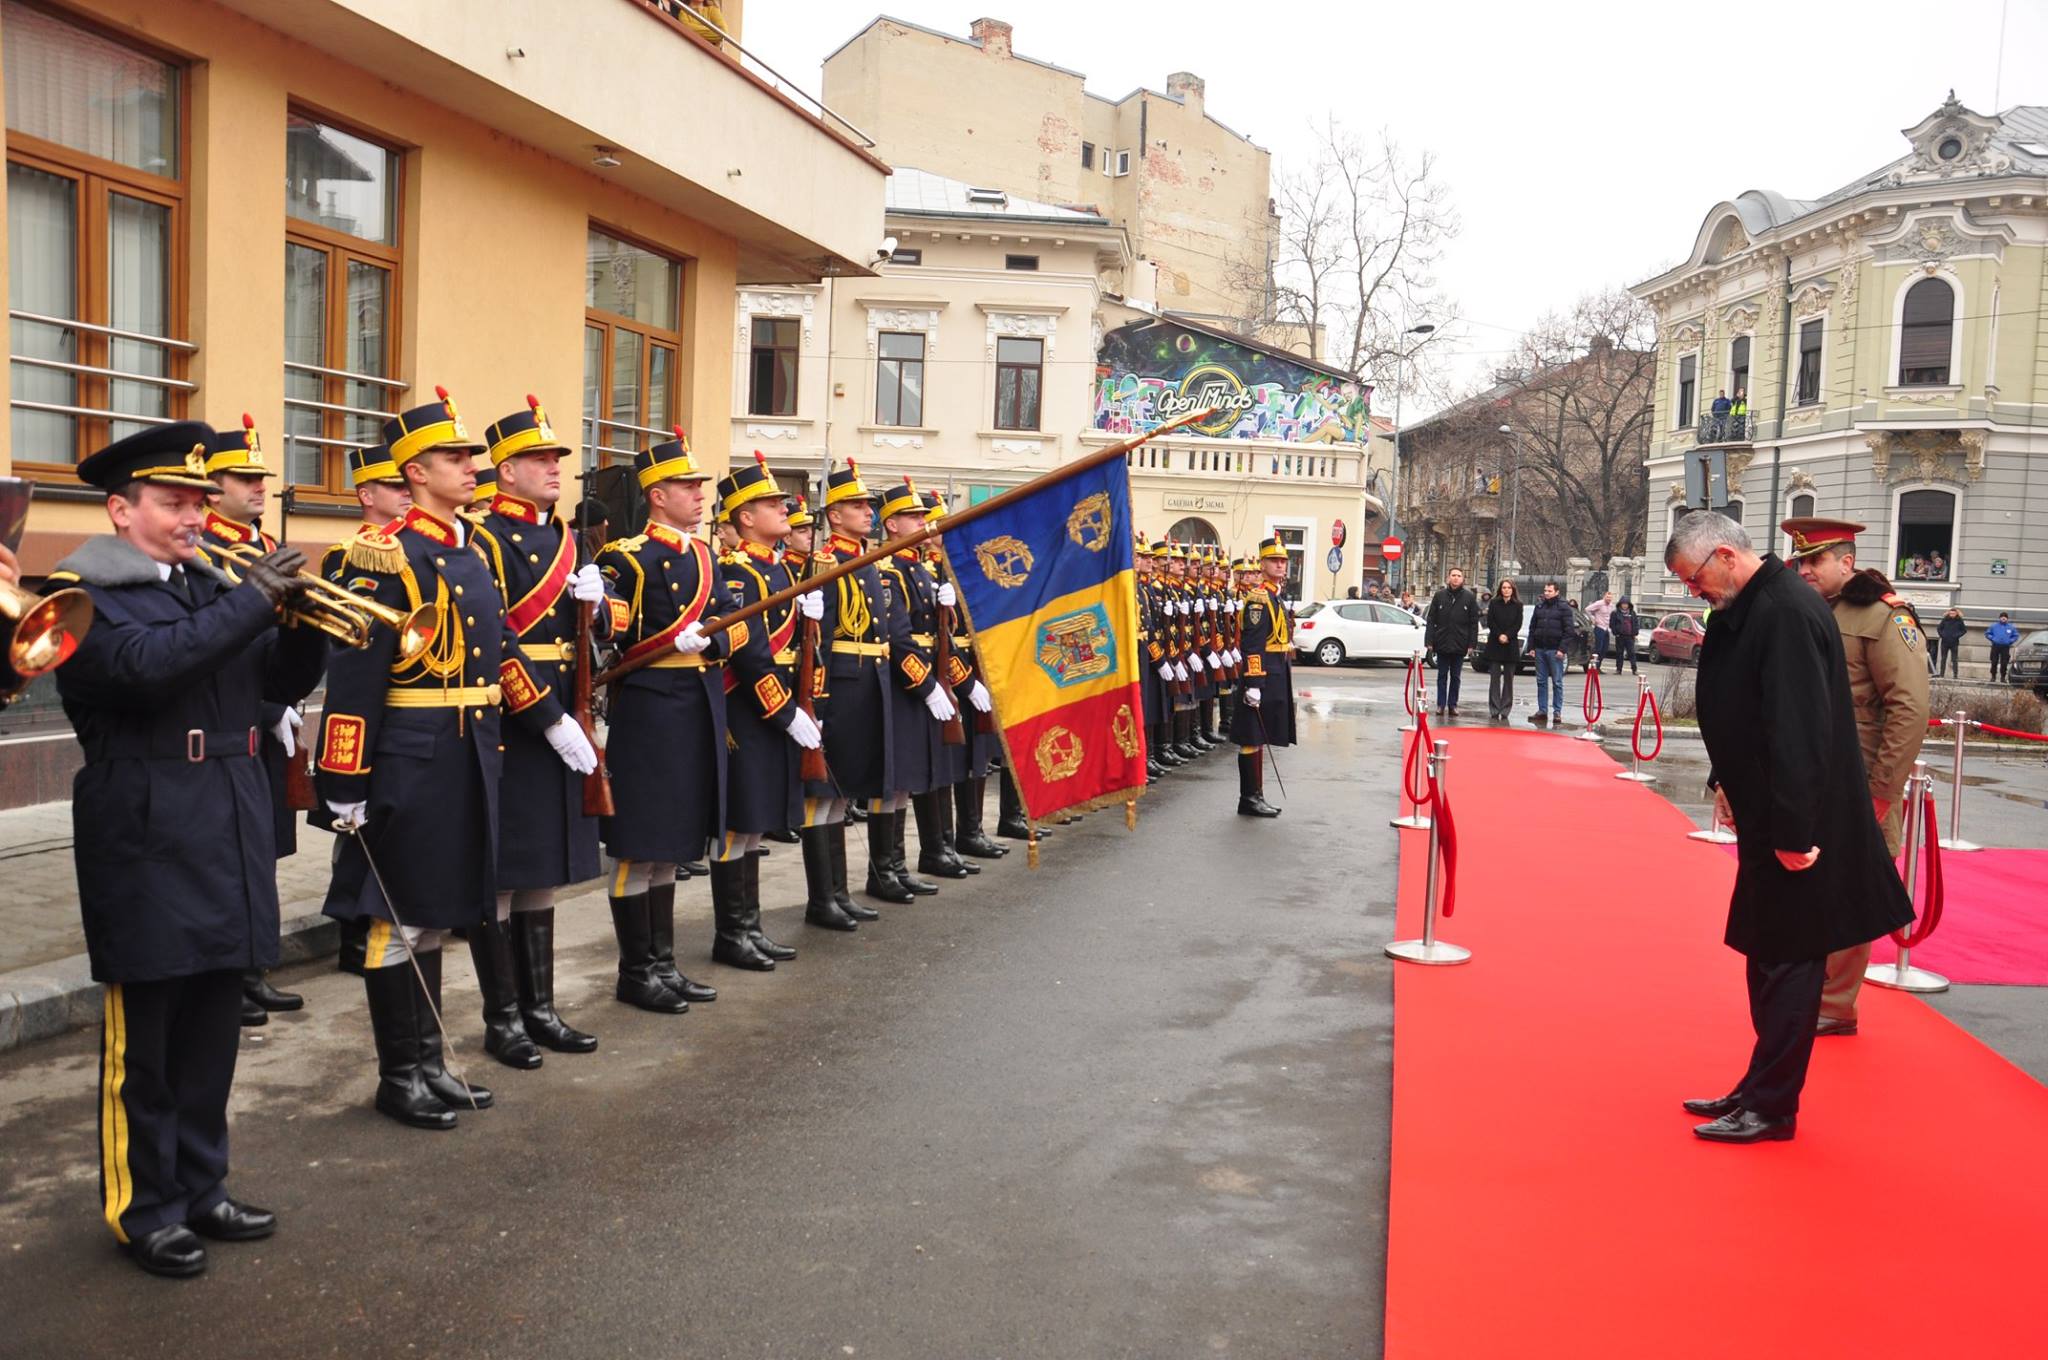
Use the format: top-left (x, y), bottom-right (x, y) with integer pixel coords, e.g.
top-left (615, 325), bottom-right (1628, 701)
top-left (1573, 729), bottom-right (1603, 742)
top-left (1388, 814), bottom-right (1432, 830)
top-left (1615, 772), bottom-right (1656, 783)
top-left (1385, 938), bottom-right (1472, 965)
top-left (1937, 838), bottom-right (1982, 853)
top-left (1686, 827), bottom-right (1738, 843)
top-left (1864, 961), bottom-right (1950, 993)
top-left (1399, 722), bottom-right (1419, 733)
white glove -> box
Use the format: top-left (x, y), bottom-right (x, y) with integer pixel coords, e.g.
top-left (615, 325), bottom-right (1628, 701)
top-left (1244, 686), bottom-right (1262, 708)
top-left (272, 706), bottom-right (303, 758)
top-left (924, 687), bottom-right (958, 722)
top-left (1196, 599), bottom-right (1209, 614)
top-left (936, 582), bottom-right (957, 608)
top-left (544, 715), bottom-right (598, 775)
top-left (1231, 648), bottom-right (1243, 665)
top-left (674, 622), bottom-right (712, 655)
top-left (1158, 663), bottom-right (1176, 681)
top-left (1175, 662), bottom-right (1190, 682)
top-left (797, 590), bottom-right (825, 621)
top-left (967, 680), bottom-right (993, 714)
top-left (327, 800), bottom-right (367, 831)
top-left (1187, 652), bottom-right (1205, 674)
top-left (568, 563), bottom-right (606, 604)
top-left (1209, 651), bottom-right (1225, 670)
top-left (785, 707), bottom-right (822, 750)
top-left (1178, 599), bottom-right (1192, 616)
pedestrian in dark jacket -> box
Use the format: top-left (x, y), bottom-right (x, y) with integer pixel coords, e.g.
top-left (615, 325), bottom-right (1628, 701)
top-left (1525, 583), bottom-right (1577, 723)
top-left (1483, 580), bottom-right (1524, 720)
top-left (1665, 512), bottom-right (1912, 1144)
top-left (1987, 613), bottom-right (2019, 682)
top-left (1935, 608), bottom-right (1965, 678)
top-left (1610, 598), bottom-right (1640, 674)
top-left (1423, 567), bottom-right (1479, 715)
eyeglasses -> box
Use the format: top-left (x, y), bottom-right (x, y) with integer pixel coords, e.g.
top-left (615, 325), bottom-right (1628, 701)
top-left (1675, 550), bottom-right (1721, 593)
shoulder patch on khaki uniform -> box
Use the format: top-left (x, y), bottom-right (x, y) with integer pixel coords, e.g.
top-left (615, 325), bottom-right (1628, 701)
top-left (1893, 613), bottom-right (1921, 648)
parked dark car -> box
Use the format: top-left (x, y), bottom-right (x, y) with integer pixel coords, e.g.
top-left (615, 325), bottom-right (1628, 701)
top-left (2009, 628), bottom-right (2048, 695)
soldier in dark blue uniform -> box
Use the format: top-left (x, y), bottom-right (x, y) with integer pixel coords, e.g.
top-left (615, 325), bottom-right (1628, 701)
top-left (317, 387), bottom-right (596, 1130)
top-left (1232, 537), bottom-right (1296, 818)
top-left (594, 432), bottom-right (737, 1012)
top-left (51, 422), bottom-right (324, 1276)
top-left (469, 397), bottom-right (620, 1063)
top-left (193, 414), bottom-right (317, 1026)
top-left (921, 489), bottom-right (1000, 866)
top-left (873, 478), bottom-right (961, 895)
top-left (318, 443), bottom-right (411, 585)
top-left (708, 455), bottom-right (824, 968)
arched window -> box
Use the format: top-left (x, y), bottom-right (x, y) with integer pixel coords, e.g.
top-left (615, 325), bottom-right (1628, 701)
top-left (1783, 492), bottom-right (1815, 555)
top-left (1893, 488), bottom-right (1957, 582)
top-left (1899, 279), bottom-right (1954, 386)
top-left (1166, 516), bottom-right (1218, 546)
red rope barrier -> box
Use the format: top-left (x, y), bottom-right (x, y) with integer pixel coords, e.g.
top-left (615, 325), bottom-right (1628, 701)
top-left (1975, 721), bottom-right (2048, 743)
top-left (1402, 655), bottom-right (1423, 717)
top-left (1434, 772), bottom-right (1458, 918)
top-left (1404, 710), bottom-right (1435, 810)
top-left (1630, 685), bottom-right (1663, 762)
top-left (1893, 787), bottom-right (1945, 949)
top-left (1581, 666), bottom-right (1603, 724)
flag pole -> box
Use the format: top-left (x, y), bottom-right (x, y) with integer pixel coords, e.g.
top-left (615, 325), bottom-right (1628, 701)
top-left (594, 408), bottom-right (1215, 688)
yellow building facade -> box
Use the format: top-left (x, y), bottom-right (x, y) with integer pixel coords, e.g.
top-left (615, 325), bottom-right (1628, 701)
top-left (2, 0), bottom-right (887, 572)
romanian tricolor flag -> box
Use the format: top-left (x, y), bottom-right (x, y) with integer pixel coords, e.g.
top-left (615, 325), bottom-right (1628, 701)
top-left (941, 458), bottom-right (1146, 824)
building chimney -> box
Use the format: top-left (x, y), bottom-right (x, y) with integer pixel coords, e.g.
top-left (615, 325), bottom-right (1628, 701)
top-left (1166, 71), bottom-right (1205, 110)
top-left (969, 17), bottom-right (1012, 58)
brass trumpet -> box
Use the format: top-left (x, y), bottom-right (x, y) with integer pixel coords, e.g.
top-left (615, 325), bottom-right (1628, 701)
top-left (2, 578), bottom-right (94, 679)
top-left (213, 542), bottom-right (440, 659)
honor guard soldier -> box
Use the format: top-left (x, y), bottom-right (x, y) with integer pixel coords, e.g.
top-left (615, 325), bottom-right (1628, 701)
top-left (1139, 539), bottom-right (1181, 777)
top-left (194, 414), bottom-right (314, 1027)
top-left (53, 423), bottom-right (325, 1276)
top-left (708, 455), bottom-right (825, 968)
top-left (1781, 516), bottom-right (1931, 1037)
top-left (785, 494), bottom-right (817, 562)
top-left (1233, 537), bottom-right (1297, 817)
top-left (811, 462), bottom-right (902, 911)
top-left (923, 489), bottom-right (1002, 863)
top-left (594, 431), bottom-right (738, 1011)
top-left (471, 460), bottom-right (498, 505)
top-left (468, 397), bottom-right (618, 1064)
top-left (874, 477), bottom-right (964, 894)
top-left (317, 387), bottom-right (597, 1130)
top-left (1165, 544), bottom-right (1202, 760)
top-left (320, 444), bottom-right (412, 584)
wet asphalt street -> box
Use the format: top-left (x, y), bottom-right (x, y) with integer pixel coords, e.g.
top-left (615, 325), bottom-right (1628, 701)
top-left (0, 688), bottom-right (1403, 1360)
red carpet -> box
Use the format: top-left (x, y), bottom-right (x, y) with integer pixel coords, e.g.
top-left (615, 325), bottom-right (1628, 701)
top-left (1384, 728), bottom-right (2048, 1359)
top-left (1870, 849), bottom-right (2048, 986)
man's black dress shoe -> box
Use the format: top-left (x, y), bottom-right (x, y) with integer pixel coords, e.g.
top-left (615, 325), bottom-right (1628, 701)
top-left (189, 1197), bottom-right (277, 1242)
top-left (1693, 1109), bottom-right (1796, 1143)
top-left (123, 1224), bottom-right (207, 1278)
top-left (244, 975), bottom-right (304, 1012)
top-left (1681, 1093), bottom-right (1743, 1119)
top-left (1815, 1017), bottom-right (1858, 1038)
top-left (238, 995), bottom-right (268, 1027)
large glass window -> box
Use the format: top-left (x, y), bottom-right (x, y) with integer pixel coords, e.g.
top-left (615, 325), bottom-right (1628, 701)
top-left (584, 227), bottom-right (682, 467)
top-left (1795, 320), bottom-right (1823, 405)
top-left (748, 317), bottom-right (798, 416)
top-left (994, 336), bottom-right (1042, 431)
top-left (1165, 516), bottom-right (1218, 545)
top-left (1895, 489), bottom-right (1956, 582)
top-left (1728, 335), bottom-right (1749, 405)
top-left (1676, 353), bottom-right (1696, 428)
top-left (875, 331), bottom-right (924, 426)
top-left (1899, 279), bottom-right (1954, 386)
top-left (5, 3), bottom-right (186, 466)
top-left (282, 111), bottom-right (401, 493)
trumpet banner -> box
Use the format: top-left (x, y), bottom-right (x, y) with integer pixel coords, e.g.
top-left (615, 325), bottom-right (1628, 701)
top-left (940, 459), bottom-right (1146, 823)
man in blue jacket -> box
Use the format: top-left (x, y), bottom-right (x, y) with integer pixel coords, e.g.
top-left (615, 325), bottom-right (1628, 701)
top-left (1986, 612), bottom-right (2019, 682)
top-left (1525, 582), bottom-right (1578, 725)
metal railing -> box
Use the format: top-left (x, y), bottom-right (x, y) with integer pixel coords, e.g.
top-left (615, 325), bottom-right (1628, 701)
top-left (645, 2), bottom-right (876, 148)
top-left (1695, 412), bottom-right (1754, 445)
top-left (9, 309), bottom-right (196, 439)
top-left (280, 362), bottom-right (409, 456)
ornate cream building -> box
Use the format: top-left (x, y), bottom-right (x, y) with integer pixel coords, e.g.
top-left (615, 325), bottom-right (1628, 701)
top-left (1632, 96), bottom-right (2048, 651)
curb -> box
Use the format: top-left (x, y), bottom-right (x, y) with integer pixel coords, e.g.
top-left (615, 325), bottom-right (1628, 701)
top-left (0, 900), bottom-right (338, 1055)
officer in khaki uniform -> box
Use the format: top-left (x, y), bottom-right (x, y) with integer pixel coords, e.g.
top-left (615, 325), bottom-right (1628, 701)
top-left (1781, 516), bottom-right (1931, 1037)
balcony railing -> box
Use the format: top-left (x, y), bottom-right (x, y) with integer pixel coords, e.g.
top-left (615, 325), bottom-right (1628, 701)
top-left (1110, 438), bottom-right (1363, 485)
top-left (9, 310), bottom-right (198, 463)
top-left (1695, 412), bottom-right (1754, 446)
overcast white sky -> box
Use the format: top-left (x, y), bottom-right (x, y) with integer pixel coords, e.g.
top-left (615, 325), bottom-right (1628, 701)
top-left (746, 0), bottom-right (2048, 410)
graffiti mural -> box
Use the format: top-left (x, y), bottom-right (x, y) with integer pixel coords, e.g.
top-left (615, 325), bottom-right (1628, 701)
top-left (1093, 320), bottom-right (1372, 444)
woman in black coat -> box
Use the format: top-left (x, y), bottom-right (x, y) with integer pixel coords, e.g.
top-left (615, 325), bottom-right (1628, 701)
top-left (1483, 580), bottom-right (1524, 721)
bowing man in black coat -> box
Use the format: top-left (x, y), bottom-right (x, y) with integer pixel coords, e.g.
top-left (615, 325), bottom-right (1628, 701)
top-left (52, 423), bottom-right (324, 1277)
top-left (1664, 513), bottom-right (1913, 1144)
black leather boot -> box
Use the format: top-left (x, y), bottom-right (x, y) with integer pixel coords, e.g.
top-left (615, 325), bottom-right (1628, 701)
top-left (834, 821), bottom-right (879, 919)
top-left (1237, 750), bottom-right (1281, 817)
top-left (894, 806), bottom-right (939, 895)
top-left (802, 826), bottom-right (858, 930)
top-left (711, 858), bottom-right (775, 970)
top-left (650, 881), bottom-right (719, 1000)
top-left (509, 909), bottom-right (598, 1053)
top-left (470, 919), bottom-right (542, 1070)
top-left (764, 826), bottom-right (800, 844)
top-left (954, 776), bottom-right (1007, 857)
top-left (864, 813), bottom-right (915, 903)
top-left (1153, 726), bottom-right (1183, 767)
top-left (996, 769), bottom-right (1046, 840)
top-left (243, 969), bottom-right (303, 1012)
top-left (914, 792), bottom-right (970, 879)
top-left (416, 949), bottom-right (494, 1112)
top-left (846, 802), bottom-right (867, 824)
top-left (363, 963), bottom-right (457, 1131)
top-left (239, 993), bottom-right (268, 1027)
top-left (743, 853), bottom-right (796, 960)
top-left (935, 788), bottom-right (979, 873)
top-left (609, 892), bottom-right (689, 1014)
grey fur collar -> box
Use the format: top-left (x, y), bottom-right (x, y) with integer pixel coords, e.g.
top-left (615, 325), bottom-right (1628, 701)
top-left (53, 535), bottom-right (235, 589)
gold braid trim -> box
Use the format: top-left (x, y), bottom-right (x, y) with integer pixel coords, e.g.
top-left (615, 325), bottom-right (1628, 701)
top-left (344, 528), bottom-right (405, 574)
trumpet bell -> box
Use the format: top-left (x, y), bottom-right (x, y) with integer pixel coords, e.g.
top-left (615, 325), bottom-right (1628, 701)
top-left (3, 583), bottom-right (94, 679)
top-left (393, 603), bottom-right (440, 661)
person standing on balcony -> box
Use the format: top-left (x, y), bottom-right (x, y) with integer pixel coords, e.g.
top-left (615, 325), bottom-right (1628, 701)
top-left (1585, 590), bottom-right (1616, 672)
top-left (1423, 566), bottom-right (1478, 716)
top-left (1709, 389), bottom-right (1731, 440)
top-left (1987, 612), bottom-right (2019, 682)
top-left (1526, 581), bottom-right (1576, 725)
top-left (1730, 388), bottom-right (1749, 438)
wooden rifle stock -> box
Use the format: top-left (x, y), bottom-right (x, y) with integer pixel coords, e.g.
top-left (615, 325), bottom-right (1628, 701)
top-left (793, 558), bottom-right (827, 784)
top-left (576, 562), bottom-right (615, 817)
top-left (283, 729), bottom-right (316, 811)
top-left (935, 599), bottom-right (965, 746)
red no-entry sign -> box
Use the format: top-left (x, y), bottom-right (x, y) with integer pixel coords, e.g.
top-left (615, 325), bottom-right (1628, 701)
top-left (1381, 537), bottom-right (1404, 560)
top-left (1331, 520), bottom-right (1347, 548)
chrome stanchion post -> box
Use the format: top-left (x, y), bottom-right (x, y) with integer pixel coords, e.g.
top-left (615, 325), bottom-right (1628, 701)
top-left (1615, 675), bottom-right (1657, 783)
top-left (1389, 725), bottom-right (1433, 831)
top-left (1386, 740), bottom-right (1471, 965)
top-left (1399, 651), bottom-right (1423, 733)
top-left (1937, 710), bottom-right (1981, 852)
top-left (1866, 761), bottom-right (1949, 993)
top-left (1687, 802), bottom-right (1738, 843)
top-left (1574, 666), bottom-right (1602, 741)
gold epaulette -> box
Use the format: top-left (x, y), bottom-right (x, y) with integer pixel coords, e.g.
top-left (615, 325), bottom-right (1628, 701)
top-left (601, 533), bottom-right (648, 555)
top-left (344, 525), bottom-right (405, 574)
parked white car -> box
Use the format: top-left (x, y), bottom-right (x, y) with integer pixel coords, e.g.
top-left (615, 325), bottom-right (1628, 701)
top-left (1293, 599), bottom-right (1427, 666)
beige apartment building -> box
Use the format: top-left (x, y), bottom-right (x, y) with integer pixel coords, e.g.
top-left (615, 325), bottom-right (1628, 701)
top-left (821, 15), bottom-right (1277, 335)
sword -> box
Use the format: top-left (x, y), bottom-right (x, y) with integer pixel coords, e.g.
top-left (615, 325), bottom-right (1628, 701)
top-left (341, 819), bottom-right (480, 1111)
top-left (1250, 700), bottom-right (1288, 801)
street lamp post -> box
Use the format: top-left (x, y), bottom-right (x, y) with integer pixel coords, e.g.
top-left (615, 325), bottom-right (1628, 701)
top-left (1388, 321), bottom-right (1435, 589)
top-left (1497, 422), bottom-right (1522, 573)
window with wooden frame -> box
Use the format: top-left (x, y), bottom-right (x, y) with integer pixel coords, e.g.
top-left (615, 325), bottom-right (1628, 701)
top-left (5, 1), bottom-right (189, 470)
top-left (747, 317), bottom-right (798, 416)
top-left (584, 226), bottom-right (683, 468)
top-left (994, 336), bottom-right (1042, 431)
top-left (875, 331), bottom-right (924, 427)
top-left (282, 109), bottom-right (403, 494)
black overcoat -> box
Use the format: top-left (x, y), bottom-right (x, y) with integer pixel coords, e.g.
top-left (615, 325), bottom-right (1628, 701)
top-left (1228, 586), bottom-right (1296, 748)
top-left (876, 549), bottom-right (946, 796)
top-left (718, 543), bottom-right (805, 834)
top-left (52, 537), bottom-right (325, 982)
top-left (1697, 555), bottom-right (1915, 963)
top-left (811, 535), bottom-right (897, 802)
top-left (1483, 596), bottom-right (1524, 666)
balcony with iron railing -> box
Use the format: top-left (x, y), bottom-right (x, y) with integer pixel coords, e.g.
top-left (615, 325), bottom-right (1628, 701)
top-left (1694, 411), bottom-right (1754, 447)
top-left (1102, 436), bottom-right (1366, 487)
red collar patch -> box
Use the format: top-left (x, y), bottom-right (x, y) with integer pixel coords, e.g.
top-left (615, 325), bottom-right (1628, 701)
top-left (489, 492), bottom-right (545, 525)
top-left (402, 506), bottom-right (458, 547)
top-left (203, 509), bottom-right (259, 545)
top-left (646, 521), bottom-right (689, 552)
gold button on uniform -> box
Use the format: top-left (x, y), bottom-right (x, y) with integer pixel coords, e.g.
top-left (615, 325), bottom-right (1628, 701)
top-left (529, 554), bottom-right (540, 564)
